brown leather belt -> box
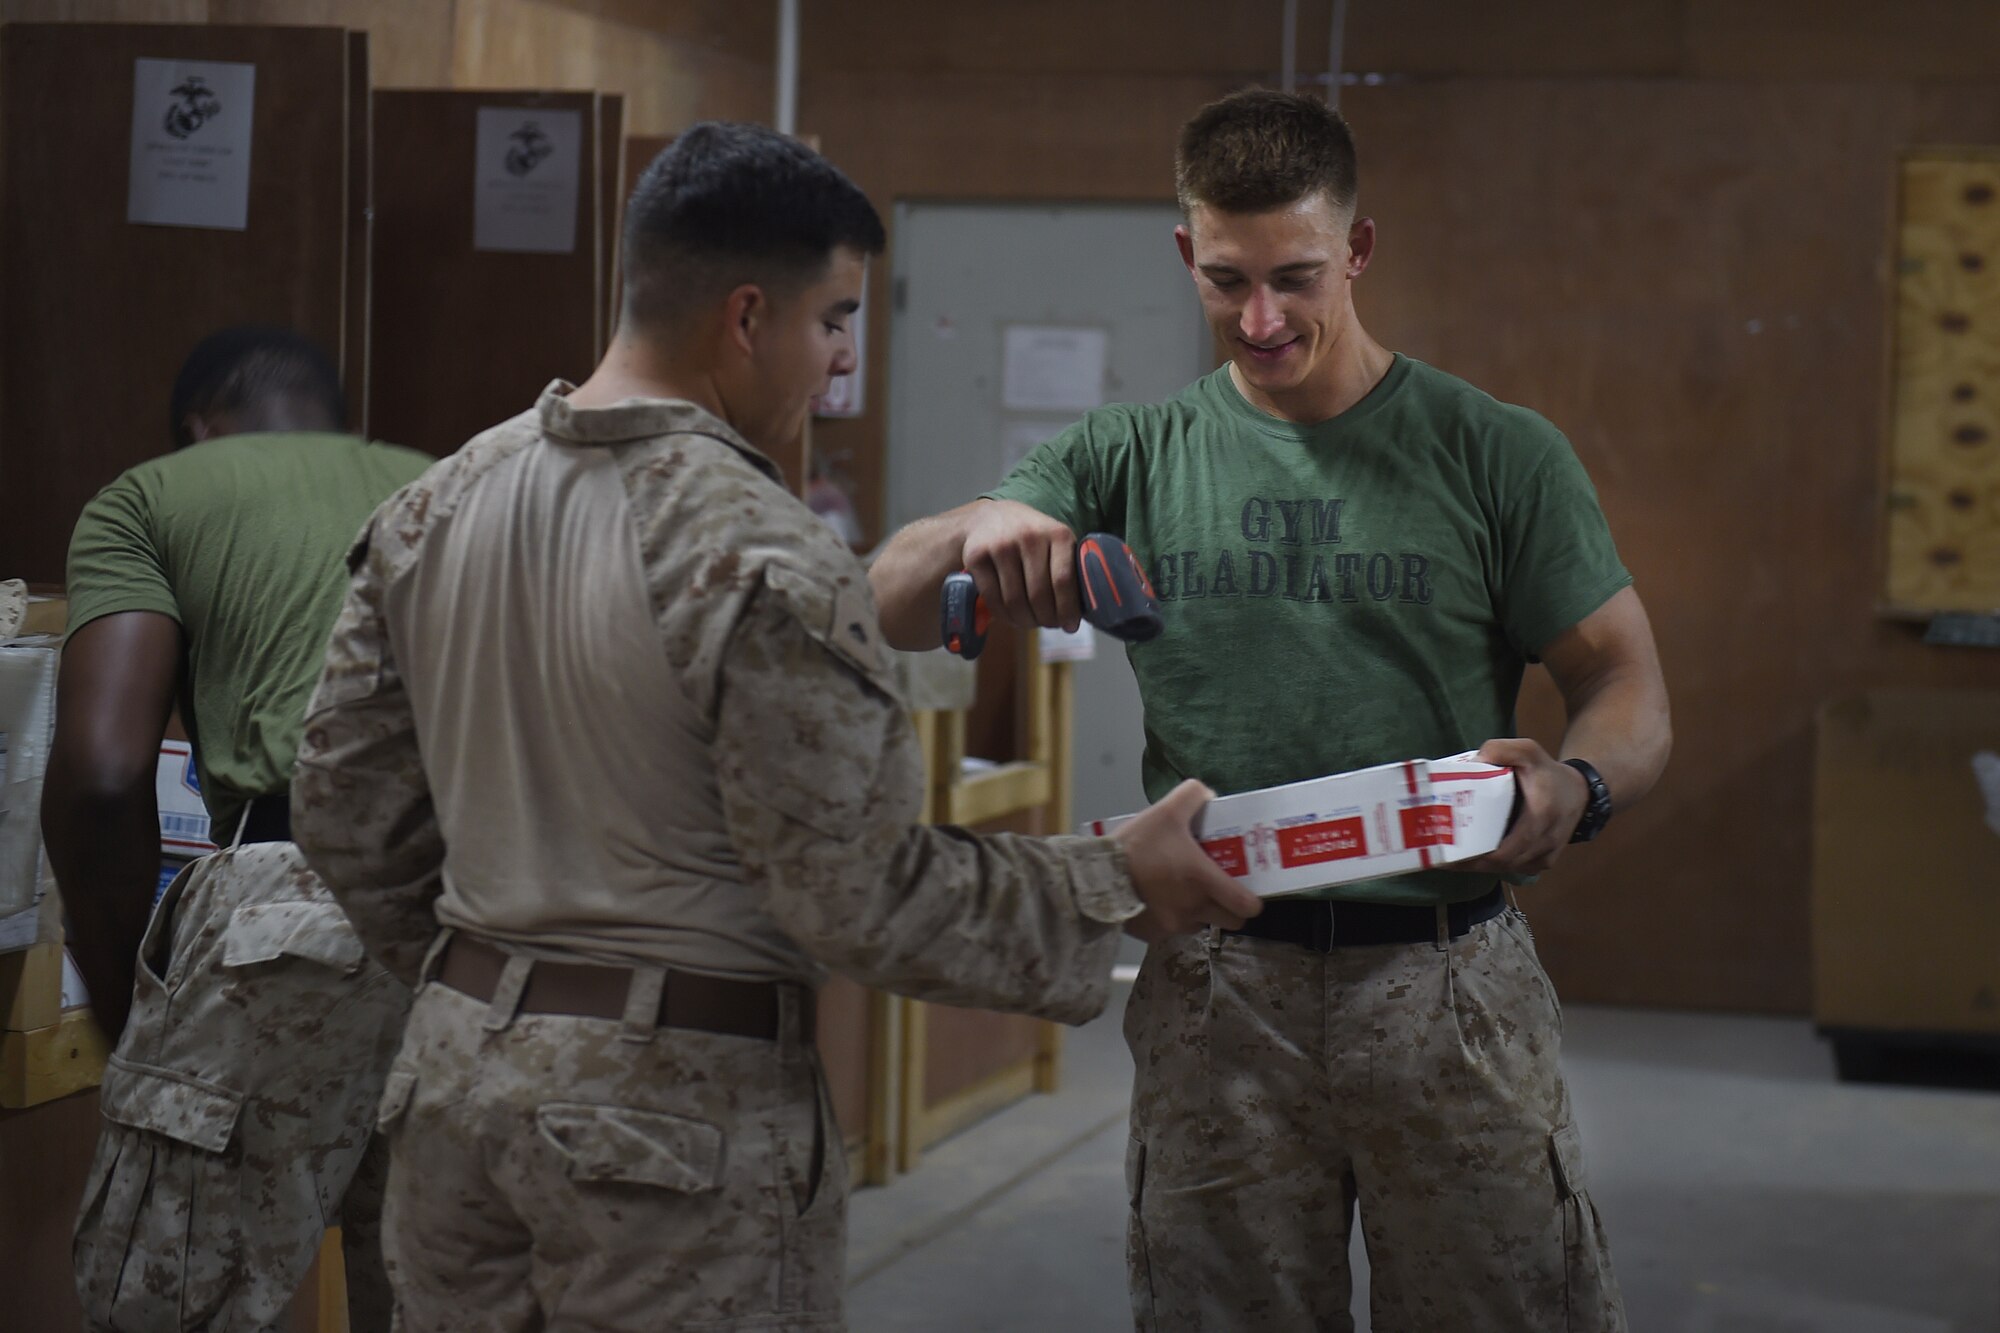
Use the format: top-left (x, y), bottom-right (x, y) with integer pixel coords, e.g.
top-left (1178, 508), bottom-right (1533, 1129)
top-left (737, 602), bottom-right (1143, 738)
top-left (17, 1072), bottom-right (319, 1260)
top-left (434, 934), bottom-right (810, 1043)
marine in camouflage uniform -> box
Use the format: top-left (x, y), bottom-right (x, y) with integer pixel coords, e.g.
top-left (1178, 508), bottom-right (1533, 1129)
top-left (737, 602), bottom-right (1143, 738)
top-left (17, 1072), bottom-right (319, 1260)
top-left (294, 384), bottom-right (1156, 1331)
top-left (290, 125), bottom-right (1252, 1333)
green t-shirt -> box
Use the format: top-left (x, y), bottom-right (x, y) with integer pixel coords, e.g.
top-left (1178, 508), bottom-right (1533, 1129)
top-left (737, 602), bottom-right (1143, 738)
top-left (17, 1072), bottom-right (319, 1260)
top-left (65, 432), bottom-right (433, 835)
top-left (989, 355), bottom-right (1632, 905)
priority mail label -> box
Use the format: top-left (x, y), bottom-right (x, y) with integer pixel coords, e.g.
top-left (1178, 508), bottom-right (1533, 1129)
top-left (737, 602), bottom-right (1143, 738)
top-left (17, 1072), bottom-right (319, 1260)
top-left (1090, 752), bottom-right (1517, 898)
top-left (156, 740), bottom-right (218, 856)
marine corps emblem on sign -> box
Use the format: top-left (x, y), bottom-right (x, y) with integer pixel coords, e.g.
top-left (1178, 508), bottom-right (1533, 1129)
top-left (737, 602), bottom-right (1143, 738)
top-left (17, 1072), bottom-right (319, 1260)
top-left (505, 121), bottom-right (555, 177)
top-left (163, 75), bottom-right (221, 140)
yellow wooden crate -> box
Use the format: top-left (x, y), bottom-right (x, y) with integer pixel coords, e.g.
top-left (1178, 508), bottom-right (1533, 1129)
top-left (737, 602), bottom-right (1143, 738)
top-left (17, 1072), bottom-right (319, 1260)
top-left (0, 1008), bottom-right (110, 1109)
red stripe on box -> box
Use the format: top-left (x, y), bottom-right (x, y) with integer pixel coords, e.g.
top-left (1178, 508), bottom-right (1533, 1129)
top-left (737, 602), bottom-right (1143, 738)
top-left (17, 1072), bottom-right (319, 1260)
top-left (1276, 818), bottom-right (1369, 867)
top-left (1400, 804), bottom-right (1454, 849)
top-left (1436, 768), bottom-right (1513, 781)
top-left (1404, 762), bottom-right (1419, 794)
top-left (1200, 835), bottom-right (1250, 877)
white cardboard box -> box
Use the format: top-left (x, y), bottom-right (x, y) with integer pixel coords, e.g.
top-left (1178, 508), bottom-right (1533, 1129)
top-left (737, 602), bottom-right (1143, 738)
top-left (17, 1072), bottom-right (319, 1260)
top-left (0, 643), bottom-right (59, 919)
top-left (157, 740), bottom-right (219, 857)
top-left (1086, 751), bottom-right (1518, 898)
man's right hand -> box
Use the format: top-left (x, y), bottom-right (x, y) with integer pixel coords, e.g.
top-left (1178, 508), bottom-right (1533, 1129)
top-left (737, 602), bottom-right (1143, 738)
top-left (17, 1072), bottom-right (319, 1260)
top-left (1114, 779), bottom-right (1264, 942)
top-left (962, 499), bottom-right (1084, 633)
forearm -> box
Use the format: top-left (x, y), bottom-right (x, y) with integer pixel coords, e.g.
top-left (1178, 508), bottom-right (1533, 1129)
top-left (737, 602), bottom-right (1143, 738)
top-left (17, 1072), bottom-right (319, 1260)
top-left (1558, 664), bottom-right (1672, 811)
top-left (757, 814), bottom-right (1139, 1025)
top-left (869, 502), bottom-right (981, 651)
top-left (41, 775), bottom-right (160, 1044)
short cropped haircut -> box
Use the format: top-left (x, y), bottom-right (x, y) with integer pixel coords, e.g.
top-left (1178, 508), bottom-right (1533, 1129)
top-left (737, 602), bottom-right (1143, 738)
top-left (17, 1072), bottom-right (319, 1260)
top-left (169, 325), bottom-right (346, 449)
top-left (622, 122), bottom-right (886, 329)
top-left (1175, 89), bottom-right (1358, 217)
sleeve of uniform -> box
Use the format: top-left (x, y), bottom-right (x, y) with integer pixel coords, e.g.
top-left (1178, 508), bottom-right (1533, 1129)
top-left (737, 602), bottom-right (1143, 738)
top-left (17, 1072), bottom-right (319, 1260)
top-left (64, 470), bottom-right (181, 633)
top-left (1494, 414), bottom-right (1635, 658)
top-left (981, 411), bottom-right (1114, 535)
top-left (713, 560), bottom-right (1142, 1026)
top-left (291, 518), bottom-right (444, 987)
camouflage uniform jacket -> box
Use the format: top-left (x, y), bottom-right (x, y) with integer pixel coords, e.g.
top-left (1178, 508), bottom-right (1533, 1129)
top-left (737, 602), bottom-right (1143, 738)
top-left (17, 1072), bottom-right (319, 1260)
top-left (292, 385), bottom-right (1140, 1024)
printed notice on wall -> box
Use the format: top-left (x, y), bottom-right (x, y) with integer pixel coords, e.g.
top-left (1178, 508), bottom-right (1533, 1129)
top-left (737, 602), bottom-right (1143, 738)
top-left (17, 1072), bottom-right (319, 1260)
top-left (473, 107), bottom-right (582, 254)
top-left (1002, 325), bottom-right (1108, 412)
top-left (127, 58), bottom-right (256, 231)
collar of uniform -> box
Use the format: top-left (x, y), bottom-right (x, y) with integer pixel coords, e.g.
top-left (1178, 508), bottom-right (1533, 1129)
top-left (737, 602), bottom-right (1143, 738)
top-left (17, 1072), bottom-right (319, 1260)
top-left (535, 380), bottom-right (784, 485)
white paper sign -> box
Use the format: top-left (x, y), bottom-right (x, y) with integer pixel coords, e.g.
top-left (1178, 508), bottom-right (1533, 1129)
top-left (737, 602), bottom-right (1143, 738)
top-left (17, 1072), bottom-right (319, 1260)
top-left (1002, 325), bottom-right (1108, 412)
top-left (127, 58), bottom-right (255, 231)
top-left (815, 292), bottom-right (868, 418)
top-left (474, 107), bottom-right (583, 254)
top-left (1039, 624), bottom-right (1098, 663)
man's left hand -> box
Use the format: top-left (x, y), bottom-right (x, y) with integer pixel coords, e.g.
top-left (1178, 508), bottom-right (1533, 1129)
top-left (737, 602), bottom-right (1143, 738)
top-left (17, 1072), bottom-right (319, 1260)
top-left (1454, 737), bottom-right (1588, 877)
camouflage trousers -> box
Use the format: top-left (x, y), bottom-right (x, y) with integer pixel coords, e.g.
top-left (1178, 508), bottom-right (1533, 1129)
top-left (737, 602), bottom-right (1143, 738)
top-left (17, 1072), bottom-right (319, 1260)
top-left (1123, 906), bottom-right (1625, 1332)
top-left (377, 948), bottom-right (844, 1331)
top-left (73, 843), bottom-right (411, 1331)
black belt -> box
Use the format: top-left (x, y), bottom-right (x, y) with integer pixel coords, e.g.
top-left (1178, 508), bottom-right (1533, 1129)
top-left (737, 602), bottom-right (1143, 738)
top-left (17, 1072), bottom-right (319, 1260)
top-left (239, 789), bottom-right (292, 845)
top-left (1225, 883), bottom-right (1507, 951)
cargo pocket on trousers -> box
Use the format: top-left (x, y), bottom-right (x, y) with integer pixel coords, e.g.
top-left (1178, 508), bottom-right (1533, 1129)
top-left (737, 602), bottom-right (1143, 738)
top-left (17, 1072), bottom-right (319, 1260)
top-left (1551, 1121), bottom-right (1625, 1332)
top-left (222, 900), bottom-right (367, 973)
top-left (535, 1103), bottom-right (725, 1193)
top-left (77, 1060), bottom-right (248, 1330)
top-left (1126, 1137), bottom-right (1157, 1331)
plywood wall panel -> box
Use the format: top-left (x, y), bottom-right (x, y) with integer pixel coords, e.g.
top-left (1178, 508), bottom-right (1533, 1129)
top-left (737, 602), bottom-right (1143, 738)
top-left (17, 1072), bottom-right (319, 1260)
top-left (0, 22), bottom-right (361, 583)
top-left (449, 0), bottom-right (771, 135)
top-left (368, 89), bottom-right (605, 456)
top-left (209, 0), bottom-right (455, 85)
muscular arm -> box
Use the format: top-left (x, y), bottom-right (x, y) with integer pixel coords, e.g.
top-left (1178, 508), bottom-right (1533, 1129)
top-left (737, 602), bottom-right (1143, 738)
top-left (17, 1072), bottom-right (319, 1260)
top-left (41, 612), bottom-right (182, 1043)
top-left (1470, 587), bottom-right (1672, 875)
top-left (870, 499), bottom-right (1081, 652)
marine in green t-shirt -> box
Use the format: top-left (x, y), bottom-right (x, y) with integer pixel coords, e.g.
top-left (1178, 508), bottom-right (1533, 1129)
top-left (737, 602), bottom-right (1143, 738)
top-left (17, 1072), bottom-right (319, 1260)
top-left (67, 430), bottom-right (433, 835)
top-left (985, 354), bottom-right (1633, 904)
top-left (870, 90), bottom-right (1670, 1333)
top-left (43, 326), bottom-right (431, 1042)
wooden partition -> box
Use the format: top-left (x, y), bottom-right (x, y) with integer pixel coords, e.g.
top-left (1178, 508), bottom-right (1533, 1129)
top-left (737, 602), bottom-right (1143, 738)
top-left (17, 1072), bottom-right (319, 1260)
top-left (0, 22), bottom-right (370, 583)
top-left (368, 89), bottom-right (622, 455)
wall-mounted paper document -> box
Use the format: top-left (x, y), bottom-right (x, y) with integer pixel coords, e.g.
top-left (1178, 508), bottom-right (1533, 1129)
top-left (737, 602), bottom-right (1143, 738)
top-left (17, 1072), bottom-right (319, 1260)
top-left (474, 107), bottom-right (582, 254)
top-left (1002, 325), bottom-right (1108, 412)
top-left (127, 58), bottom-right (255, 231)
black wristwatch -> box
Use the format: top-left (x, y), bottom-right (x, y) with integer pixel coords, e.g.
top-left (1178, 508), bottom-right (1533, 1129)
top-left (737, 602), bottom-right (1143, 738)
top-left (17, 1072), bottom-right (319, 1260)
top-left (1564, 759), bottom-right (1614, 844)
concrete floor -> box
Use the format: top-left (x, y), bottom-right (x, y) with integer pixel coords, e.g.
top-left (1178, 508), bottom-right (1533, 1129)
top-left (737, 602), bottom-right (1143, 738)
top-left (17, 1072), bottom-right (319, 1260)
top-left (844, 978), bottom-right (2000, 1332)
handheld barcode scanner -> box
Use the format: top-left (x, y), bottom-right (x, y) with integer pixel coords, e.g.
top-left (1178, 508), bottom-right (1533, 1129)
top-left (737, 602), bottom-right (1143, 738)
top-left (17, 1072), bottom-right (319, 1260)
top-left (941, 532), bottom-right (1163, 660)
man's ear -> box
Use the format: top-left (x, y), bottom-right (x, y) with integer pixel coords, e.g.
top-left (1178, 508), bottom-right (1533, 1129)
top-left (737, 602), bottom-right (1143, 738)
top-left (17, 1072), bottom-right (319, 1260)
top-left (722, 283), bottom-right (768, 359)
top-left (181, 413), bottom-right (215, 445)
top-left (1174, 224), bottom-right (1197, 277)
top-left (1345, 216), bottom-right (1377, 280)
